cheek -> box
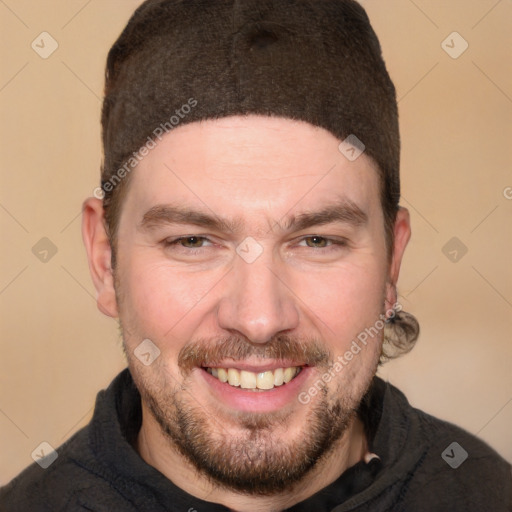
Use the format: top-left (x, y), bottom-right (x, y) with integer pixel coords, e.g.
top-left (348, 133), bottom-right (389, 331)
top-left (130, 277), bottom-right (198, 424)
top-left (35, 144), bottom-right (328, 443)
top-left (116, 255), bottom-right (220, 344)
top-left (294, 260), bottom-right (386, 337)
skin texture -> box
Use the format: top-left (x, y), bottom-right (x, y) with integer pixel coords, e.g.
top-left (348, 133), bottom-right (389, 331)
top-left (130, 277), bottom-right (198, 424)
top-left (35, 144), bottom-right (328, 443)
top-left (82, 115), bottom-right (411, 512)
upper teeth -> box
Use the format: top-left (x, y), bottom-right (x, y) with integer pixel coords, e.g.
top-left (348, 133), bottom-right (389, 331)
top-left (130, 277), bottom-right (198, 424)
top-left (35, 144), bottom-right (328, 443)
top-left (206, 367), bottom-right (301, 390)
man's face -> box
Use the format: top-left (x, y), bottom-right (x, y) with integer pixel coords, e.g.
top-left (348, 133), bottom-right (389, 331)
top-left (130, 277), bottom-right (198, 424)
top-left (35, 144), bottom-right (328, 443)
top-left (105, 115), bottom-right (406, 493)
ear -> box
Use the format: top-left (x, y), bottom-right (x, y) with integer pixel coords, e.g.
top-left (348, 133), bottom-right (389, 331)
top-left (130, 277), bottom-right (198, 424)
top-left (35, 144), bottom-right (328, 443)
top-left (385, 206), bottom-right (411, 308)
top-left (81, 198), bottom-right (118, 318)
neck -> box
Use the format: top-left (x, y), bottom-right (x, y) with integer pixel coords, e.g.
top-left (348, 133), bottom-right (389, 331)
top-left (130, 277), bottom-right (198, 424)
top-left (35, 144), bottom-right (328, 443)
top-left (136, 406), bottom-right (369, 512)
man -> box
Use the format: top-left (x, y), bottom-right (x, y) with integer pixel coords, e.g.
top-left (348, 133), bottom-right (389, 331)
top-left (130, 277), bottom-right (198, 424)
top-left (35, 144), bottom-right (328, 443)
top-left (1, 0), bottom-right (510, 510)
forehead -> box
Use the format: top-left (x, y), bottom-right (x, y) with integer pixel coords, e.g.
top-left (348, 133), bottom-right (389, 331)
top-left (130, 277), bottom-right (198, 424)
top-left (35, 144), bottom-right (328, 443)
top-left (124, 115), bottom-right (382, 225)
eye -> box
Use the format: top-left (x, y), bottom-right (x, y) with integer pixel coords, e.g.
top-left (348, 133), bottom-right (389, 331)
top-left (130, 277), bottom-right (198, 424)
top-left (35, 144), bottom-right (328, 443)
top-left (294, 235), bottom-right (349, 254)
top-left (303, 236), bottom-right (330, 248)
top-left (165, 236), bottom-right (212, 249)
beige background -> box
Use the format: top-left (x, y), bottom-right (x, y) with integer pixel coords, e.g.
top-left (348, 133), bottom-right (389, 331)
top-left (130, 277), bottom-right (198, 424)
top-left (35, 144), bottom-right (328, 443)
top-left (1, 0), bottom-right (511, 484)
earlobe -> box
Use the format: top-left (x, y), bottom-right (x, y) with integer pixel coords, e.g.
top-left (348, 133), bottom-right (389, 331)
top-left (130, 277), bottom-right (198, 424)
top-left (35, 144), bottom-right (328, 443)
top-left (81, 198), bottom-right (118, 318)
top-left (386, 206), bottom-right (411, 306)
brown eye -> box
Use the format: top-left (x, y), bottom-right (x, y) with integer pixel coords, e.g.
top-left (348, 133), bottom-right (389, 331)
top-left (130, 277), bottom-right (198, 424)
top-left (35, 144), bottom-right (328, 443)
top-left (304, 236), bottom-right (329, 248)
top-left (179, 236), bottom-right (206, 248)
top-left (164, 236), bottom-right (212, 249)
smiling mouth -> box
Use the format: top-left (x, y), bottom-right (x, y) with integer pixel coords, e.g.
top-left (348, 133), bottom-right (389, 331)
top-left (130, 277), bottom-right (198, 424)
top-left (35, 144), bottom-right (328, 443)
top-left (204, 366), bottom-right (303, 391)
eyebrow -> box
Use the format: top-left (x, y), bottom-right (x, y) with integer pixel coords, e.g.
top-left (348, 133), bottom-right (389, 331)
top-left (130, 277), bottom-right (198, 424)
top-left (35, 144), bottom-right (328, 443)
top-left (138, 198), bottom-right (368, 234)
top-left (281, 199), bottom-right (368, 232)
top-left (139, 205), bottom-right (241, 233)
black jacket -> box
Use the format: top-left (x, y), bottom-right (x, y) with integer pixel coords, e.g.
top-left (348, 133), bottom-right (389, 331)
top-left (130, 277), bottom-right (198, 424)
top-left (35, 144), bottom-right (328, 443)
top-left (1, 369), bottom-right (510, 511)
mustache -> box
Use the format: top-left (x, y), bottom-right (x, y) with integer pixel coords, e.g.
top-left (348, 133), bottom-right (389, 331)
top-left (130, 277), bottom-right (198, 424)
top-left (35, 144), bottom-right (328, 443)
top-left (178, 334), bottom-right (332, 373)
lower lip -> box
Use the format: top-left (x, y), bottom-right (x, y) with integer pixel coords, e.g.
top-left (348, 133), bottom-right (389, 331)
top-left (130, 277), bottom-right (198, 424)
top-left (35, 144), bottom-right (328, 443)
top-left (199, 367), bottom-right (313, 413)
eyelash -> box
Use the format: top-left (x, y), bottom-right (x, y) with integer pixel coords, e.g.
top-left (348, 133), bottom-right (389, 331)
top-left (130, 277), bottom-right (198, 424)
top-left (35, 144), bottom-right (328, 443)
top-left (297, 236), bottom-right (347, 250)
top-left (163, 236), bottom-right (213, 250)
top-left (163, 235), bottom-right (348, 252)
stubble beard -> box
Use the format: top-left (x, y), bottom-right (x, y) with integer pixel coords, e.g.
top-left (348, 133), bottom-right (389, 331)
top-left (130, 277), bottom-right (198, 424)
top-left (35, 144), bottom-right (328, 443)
top-left (115, 271), bottom-right (380, 495)
top-left (128, 351), bottom-right (377, 496)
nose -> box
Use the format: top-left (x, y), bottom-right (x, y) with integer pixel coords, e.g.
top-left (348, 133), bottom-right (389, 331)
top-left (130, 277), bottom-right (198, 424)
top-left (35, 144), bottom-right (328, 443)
top-left (217, 251), bottom-right (300, 344)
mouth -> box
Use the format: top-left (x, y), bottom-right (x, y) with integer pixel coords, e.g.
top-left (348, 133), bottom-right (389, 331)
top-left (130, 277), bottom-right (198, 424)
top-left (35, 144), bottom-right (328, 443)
top-left (204, 366), bottom-right (303, 391)
top-left (198, 362), bottom-right (312, 412)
